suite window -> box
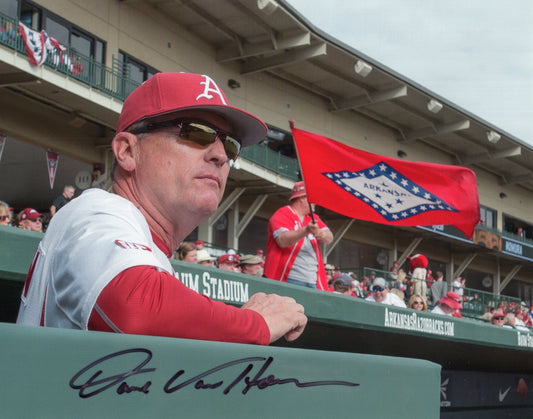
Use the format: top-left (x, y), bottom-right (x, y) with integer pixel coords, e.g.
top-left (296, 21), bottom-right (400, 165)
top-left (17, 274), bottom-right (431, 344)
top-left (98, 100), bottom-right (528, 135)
top-left (480, 206), bottom-right (496, 229)
top-left (118, 51), bottom-right (158, 83)
top-left (0, 0), bottom-right (18, 19)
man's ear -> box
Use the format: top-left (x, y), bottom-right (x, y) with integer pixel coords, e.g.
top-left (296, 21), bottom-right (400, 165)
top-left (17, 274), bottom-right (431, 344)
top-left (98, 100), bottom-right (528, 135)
top-left (112, 132), bottom-right (138, 173)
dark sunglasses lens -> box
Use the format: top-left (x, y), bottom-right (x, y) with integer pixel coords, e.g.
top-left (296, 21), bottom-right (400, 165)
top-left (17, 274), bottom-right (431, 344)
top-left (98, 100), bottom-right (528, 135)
top-left (182, 122), bottom-right (240, 160)
top-left (182, 123), bottom-right (217, 146)
top-left (372, 286), bottom-right (384, 292)
top-left (224, 136), bottom-right (240, 161)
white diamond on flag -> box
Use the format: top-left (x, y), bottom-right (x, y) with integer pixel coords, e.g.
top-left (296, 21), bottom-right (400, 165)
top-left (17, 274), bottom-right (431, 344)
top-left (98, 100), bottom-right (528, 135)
top-left (323, 162), bottom-right (457, 221)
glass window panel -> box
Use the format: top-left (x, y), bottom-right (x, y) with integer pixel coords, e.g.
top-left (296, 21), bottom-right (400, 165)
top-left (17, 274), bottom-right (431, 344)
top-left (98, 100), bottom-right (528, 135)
top-left (95, 40), bottom-right (103, 63)
top-left (127, 61), bottom-right (144, 84)
top-left (0, 0), bottom-right (18, 18)
top-left (20, 4), bottom-right (40, 30)
top-left (71, 31), bottom-right (91, 56)
top-left (45, 16), bottom-right (68, 45)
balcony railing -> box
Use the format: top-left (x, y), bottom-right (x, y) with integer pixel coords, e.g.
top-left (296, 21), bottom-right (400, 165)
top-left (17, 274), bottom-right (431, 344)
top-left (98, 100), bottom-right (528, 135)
top-left (0, 12), bottom-right (301, 180)
top-left (240, 143), bottom-right (300, 180)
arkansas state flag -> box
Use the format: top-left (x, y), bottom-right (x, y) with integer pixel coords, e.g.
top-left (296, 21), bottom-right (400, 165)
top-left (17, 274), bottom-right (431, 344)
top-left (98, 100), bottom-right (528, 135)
top-left (292, 127), bottom-right (480, 238)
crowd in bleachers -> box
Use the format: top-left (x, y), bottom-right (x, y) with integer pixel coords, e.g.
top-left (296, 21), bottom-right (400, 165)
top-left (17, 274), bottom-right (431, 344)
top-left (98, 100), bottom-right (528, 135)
top-left (2, 194), bottom-right (532, 331)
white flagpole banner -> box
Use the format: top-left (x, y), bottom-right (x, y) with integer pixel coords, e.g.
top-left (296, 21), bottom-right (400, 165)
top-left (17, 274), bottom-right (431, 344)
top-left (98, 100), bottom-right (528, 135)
top-left (46, 151), bottom-right (59, 189)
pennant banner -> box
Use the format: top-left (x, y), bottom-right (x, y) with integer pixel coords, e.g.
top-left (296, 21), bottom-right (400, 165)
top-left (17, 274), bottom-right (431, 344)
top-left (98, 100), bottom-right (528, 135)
top-left (291, 127), bottom-right (480, 238)
top-left (46, 151), bottom-right (59, 189)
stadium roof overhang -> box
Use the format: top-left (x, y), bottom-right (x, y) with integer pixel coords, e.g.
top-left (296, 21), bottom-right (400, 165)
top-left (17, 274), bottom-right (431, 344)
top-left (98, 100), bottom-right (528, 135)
top-left (132, 0), bottom-right (533, 193)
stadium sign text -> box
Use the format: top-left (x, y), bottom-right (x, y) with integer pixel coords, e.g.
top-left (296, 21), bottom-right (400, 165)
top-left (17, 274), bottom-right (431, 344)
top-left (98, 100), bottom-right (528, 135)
top-left (176, 271), bottom-right (249, 303)
top-left (384, 308), bottom-right (455, 337)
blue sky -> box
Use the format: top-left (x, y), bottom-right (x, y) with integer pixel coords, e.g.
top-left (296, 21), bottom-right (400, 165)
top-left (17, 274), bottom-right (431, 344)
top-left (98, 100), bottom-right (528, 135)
top-left (287, 0), bottom-right (533, 144)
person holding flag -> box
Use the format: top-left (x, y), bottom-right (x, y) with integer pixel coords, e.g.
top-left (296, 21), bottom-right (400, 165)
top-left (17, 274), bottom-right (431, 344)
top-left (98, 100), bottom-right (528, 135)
top-left (264, 181), bottom-right (333, 290)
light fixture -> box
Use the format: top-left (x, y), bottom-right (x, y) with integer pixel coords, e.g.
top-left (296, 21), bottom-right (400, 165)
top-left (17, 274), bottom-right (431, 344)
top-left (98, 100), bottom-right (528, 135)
top-left (486, 130), bottom-right (501, 144)
top-left (257, 0), bottom-right (278, 15)
top-left (427, 99), bottom-right (443, 114)
top-left (499, 192), bottom-right (507, 199)
top-left (397, 150), bottom-right (407, 158)
top-left (227, 79), bottom-right (241, 89)
top-left (354, 59), bottom-right (372, 77)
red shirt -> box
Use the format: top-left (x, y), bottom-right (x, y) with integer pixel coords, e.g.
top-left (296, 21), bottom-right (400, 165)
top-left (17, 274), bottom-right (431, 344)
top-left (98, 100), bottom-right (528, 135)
top-left (88, 233), bottom-right (270, 345)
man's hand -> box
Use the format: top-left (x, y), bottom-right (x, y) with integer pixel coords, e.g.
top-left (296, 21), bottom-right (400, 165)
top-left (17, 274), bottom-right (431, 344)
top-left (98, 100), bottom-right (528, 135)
top-left (243, 292), bottom-right (307, 343)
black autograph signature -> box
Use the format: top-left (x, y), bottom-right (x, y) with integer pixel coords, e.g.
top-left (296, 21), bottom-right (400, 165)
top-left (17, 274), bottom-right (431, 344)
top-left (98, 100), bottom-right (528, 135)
top-left (70, 348), bottom-right (359, 398)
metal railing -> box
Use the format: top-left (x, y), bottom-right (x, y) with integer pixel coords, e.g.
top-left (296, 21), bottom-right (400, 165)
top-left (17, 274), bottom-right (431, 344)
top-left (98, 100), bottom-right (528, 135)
top-left (0, 12), bottom-right (301, 180)
top-left (240, 143), bottom-right (300, 180)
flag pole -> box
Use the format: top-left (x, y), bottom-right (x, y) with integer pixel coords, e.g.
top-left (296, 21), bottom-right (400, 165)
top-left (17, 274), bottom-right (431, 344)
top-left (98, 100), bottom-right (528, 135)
top-left (289, 119), bottom-right (316, 224)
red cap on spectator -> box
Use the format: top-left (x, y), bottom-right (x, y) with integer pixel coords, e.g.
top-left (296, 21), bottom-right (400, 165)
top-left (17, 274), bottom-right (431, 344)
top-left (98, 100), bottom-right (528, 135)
top-left (439, 292), bottom-right (462, 310)
top-left (117, 73), bottom-right (267, 147)
top-left (218, 253), bottom-right (240, 265)
top-left (195, 240), bottom-right (205, 246)
top-left (289, 181), bottom-right (306, 200)
top-left (20, 208), bottom-right (42, 220)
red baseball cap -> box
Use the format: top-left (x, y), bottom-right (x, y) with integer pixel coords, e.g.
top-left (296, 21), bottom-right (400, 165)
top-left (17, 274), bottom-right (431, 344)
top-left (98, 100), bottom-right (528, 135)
top-left (439, 291), bottom-right (463, 310)
top-left (218, 253), bottom-right (240, 265)
top-left (20, 208), bottom-right (43, 220)
top-left (289, 181), bottom-right (307, 200)
top-left (117, 72), bottom-right (268, 147)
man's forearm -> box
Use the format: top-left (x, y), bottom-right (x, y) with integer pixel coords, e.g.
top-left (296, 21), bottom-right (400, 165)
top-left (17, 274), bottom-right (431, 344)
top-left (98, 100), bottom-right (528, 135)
top-left (275, 227), bottom-right (308, 248)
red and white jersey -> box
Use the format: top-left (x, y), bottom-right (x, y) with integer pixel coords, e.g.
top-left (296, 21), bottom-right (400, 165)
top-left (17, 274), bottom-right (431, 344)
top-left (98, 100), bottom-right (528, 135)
top-left (17, 189), bottom-right (173, 329)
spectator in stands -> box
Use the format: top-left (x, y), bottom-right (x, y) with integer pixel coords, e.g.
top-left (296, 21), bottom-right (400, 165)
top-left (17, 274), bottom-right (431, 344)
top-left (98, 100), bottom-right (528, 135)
top-left (389, 287), bottom-right (405, 302)
top-left (431, 291), bottom-right (462, 316)
top-left (332, 274), bottom-right (355, 296)
top-left (350, 272), bottom-right (364, 297)
top-left (264, 181), bottom-right (333, 290)
top-left (504, 312), bottom-right (529, 331)
top-left (0, 201), bottom-right (12, 226)
top-left (195, 240), bottom-right (205, 250)
top-left (389, 260), bottom-right (400, 281)
top-left (365, 277), bottom-right (406, 307)
top-left (196, 249), bottom-right (216, 267)
top-left (408, 294), bottom-right (428, 311)
top-left (325, 264), bottom-right (335, 287)
top-left (239, 254), bottom-right (263, 277)
top-left (17, 208), bottom-right (43, 232)
top-left (175, 241), bottom-right (197, 263)
top-left (490, 310), bottom-right (506, 327)
top-left (362, 270), bottom-right (376, 293)
top-left (218, 253), bottom-right (241, 272)
top-left (0, 21), bottom-right (16, 43)
top-left (91, 166), bottom-right (105, 189)
top-left (50, 185), bottom-right (75, 216)
top-left (429, 271), bottom-right (447, 306)
top-left (452, 275), bottom-right (465, 298)
top-left (393, 269), bottom-right (409, 300)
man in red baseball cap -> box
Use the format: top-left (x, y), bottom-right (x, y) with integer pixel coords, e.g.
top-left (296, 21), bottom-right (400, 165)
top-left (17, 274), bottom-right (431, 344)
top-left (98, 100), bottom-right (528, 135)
top-left (217, 253), bottom-right (241, 272)
top-left (264, 180), bottom-right (333, 290)
top-left (17, 73), bottom-right (307, 346)
top-left (17, 208), bottom-right (43, 232)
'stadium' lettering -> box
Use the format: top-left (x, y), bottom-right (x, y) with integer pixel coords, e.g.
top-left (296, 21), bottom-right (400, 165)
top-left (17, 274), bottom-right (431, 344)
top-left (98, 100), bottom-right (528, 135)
top-left (176, 270), bottom-right (249, 304)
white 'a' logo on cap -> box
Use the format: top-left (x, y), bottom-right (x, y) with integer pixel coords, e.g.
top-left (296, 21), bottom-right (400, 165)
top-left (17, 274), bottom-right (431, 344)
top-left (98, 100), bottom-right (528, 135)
top-left (196, 75), bottom-right (227, 105)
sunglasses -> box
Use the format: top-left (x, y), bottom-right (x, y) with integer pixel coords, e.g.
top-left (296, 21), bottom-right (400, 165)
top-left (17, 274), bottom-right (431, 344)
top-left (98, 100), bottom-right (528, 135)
top-left (28, 218), bottom-right (42, 223)
top-left (413, 301), bottom-right (424, 305)
top-left (493, 317), bottom-right (505, 321)
top-left (0, 215), bottom-right (9, 221)
top-left (130, 119), bottom-right (241, 161)
top-left (372, 286), bottom-right (385, 292)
